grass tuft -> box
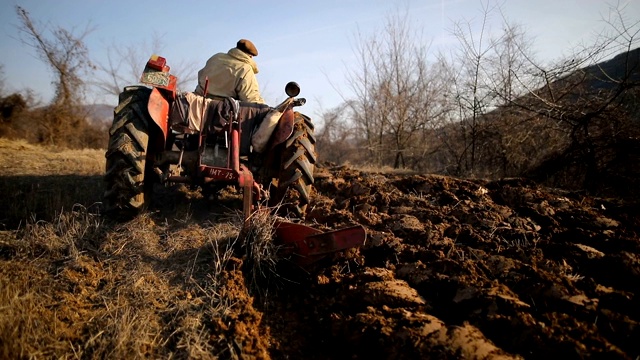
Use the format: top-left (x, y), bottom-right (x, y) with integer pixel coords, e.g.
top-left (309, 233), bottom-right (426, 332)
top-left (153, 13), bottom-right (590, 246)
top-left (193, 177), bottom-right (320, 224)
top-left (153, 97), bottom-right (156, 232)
top-left (238, 206), bottom-right (285, 296)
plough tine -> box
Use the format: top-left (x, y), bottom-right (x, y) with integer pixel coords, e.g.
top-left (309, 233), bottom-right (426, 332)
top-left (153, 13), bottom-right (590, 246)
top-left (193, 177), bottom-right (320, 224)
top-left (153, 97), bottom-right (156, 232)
top-left (274, 221), bottom-right (367, 267)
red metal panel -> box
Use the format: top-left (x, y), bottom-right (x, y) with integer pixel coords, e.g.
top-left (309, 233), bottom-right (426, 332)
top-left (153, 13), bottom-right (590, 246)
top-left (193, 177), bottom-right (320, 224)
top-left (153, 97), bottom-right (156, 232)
top-left (230, 128), bottom-right (240, 171)
top-left (274, 221), bottom-right (323, 245)
top-left (238, 166), bottom-right (254, 221)
top-left (273, 221), bottom-right (367, 267)
top-left (148, 88), bottom-right (169, 141)
top-left (303, 226), bottom-right (367, 256)
top-left (270, 109), bottom-right (295, 148)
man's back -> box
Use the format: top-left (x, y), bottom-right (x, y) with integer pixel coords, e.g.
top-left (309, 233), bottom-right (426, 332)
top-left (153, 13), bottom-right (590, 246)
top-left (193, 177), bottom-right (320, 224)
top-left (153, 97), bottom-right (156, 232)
top-left (195, 45), bottom-right (265, 104)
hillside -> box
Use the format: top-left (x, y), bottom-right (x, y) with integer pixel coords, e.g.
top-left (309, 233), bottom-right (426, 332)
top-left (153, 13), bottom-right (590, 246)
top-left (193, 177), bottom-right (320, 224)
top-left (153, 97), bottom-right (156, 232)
top-left (582, 47), bottom-right (640, 91)
top-left (83, 103), bottom-right (114, 127)
top-left (0, 139), bottom-right (638, 359)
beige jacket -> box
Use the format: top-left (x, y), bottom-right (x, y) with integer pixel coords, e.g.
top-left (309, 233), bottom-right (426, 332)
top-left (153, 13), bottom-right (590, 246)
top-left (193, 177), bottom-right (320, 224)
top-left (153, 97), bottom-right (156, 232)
top-left (194, 48), bottom-right (266, 104)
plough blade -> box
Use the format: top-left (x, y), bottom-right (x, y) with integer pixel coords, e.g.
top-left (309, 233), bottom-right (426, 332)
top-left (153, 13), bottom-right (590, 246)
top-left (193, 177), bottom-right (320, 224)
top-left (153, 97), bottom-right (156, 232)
top-left (274, 221), bottom-right (367, 267)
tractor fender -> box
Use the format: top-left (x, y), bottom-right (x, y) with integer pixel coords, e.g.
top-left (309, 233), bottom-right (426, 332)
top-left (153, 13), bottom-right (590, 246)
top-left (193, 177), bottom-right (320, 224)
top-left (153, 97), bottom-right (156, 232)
top-left (147, 87), bottom-right (170, 143)
top-left (270, 108), bottom-right (295, 149)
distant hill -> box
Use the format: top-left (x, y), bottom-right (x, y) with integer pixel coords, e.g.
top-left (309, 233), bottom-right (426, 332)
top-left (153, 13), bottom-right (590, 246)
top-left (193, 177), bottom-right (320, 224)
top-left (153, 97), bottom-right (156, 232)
top-left (83, 103), bottom-right (113, 127)
top-left (582, 46), bottom-right (640, 90)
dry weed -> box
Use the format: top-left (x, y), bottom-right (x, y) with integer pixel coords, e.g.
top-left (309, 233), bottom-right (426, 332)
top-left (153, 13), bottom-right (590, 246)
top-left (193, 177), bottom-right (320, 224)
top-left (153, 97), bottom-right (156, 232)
top-left (17, 204), bottom-right (103, 258)
top-left (0, 265), bottom-right (68, 358)
top-left (237, 206), bottom-right (286, 296)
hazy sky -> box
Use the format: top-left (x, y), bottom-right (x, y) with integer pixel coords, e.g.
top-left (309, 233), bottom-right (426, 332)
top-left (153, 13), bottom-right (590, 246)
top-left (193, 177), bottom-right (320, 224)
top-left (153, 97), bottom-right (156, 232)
top-left (0, 0), bottom-right (637, 119)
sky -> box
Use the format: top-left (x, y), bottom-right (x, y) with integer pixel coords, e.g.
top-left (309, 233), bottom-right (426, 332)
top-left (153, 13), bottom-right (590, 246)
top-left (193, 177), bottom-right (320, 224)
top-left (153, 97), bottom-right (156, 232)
top-left (0, 0), bottom-right (638, 120)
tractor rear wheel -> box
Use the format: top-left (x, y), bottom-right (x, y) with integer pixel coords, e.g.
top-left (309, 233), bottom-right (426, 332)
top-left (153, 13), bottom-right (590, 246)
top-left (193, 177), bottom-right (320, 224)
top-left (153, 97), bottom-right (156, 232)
top-left (103, 86), bottom-right (154, 219)
top-left (272, 112), bottom-right (317, 218)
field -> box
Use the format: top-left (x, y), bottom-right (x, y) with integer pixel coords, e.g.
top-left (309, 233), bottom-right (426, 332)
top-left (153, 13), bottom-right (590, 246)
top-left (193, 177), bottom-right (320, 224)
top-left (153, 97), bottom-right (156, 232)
top-left (0, 138), bottom-right (639, 359)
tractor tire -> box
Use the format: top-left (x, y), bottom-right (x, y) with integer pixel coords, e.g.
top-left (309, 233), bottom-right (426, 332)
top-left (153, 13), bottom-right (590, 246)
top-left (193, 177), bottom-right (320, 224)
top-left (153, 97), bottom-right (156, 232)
top-left (103, 86), bottom-right (154, 219)
top-left (272, 112), bottom-right (317, 218)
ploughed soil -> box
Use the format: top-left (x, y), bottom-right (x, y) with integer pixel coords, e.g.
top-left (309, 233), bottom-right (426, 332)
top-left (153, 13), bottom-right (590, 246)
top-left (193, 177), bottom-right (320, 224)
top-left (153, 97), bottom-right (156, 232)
top-left (1, 153), bottom-right (639, 359)
top-left (259, 166), bottom-right (640, 359)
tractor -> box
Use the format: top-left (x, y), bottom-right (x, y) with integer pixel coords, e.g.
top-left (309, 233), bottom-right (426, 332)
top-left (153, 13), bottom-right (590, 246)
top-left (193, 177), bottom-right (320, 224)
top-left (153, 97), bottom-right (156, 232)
top-left (103, 55), bottom-right (365, 266)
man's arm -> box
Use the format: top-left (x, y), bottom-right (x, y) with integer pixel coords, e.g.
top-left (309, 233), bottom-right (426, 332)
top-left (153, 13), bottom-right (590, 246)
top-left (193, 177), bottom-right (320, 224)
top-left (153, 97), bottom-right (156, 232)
top-left (237, 71), bottom-right (266, 104)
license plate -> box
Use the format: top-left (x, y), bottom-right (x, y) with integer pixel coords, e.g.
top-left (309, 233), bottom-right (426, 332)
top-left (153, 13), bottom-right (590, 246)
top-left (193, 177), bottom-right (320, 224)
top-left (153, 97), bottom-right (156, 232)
top-left (140, 68), bottom-right (170, 87)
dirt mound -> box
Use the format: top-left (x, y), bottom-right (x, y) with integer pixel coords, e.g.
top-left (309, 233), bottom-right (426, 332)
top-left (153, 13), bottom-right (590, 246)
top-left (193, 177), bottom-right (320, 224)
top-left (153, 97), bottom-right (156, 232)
top-left (1, 161), bottom-right (638, 359)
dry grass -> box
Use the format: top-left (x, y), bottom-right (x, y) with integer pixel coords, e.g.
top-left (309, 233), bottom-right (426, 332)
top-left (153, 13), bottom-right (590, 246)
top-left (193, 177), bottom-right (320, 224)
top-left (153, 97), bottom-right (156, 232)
top-left (238, 207), bottom-right (284, 296)
top-left (349, 162), bottom-right (419, 175)
top-left (0, 137), bottom-right (277, 358)
top-left (0, 204), bottom-right (267, 359)
top-left (0, 138), bottom-right (106, 228)
top-left (0, 138), bottom-right (105, 177)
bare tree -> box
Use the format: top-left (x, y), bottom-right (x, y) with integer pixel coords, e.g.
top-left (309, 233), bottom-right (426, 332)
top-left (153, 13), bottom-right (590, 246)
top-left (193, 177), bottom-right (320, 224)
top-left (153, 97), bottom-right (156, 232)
top-left (508, 1), bottom-right (640, 194)
top-left (344, 9), bottom-right (440, 169)
top-left (326, 0), bottom-right (639, 194)
top-left (430, 0), bottom-right (554, 179)
top-left (487, 21), bottom-right (534, 105)
top-left (15, 6), bottom-right (94, 146)
top-left (344, 27), bottom-right (385, 165)
top-left (440, 1), bottom-right (502, 176)
top-left (315, 103), bottom-right (358, 164)
top-left (94, 34), bottom-right (198, 100)
top-left (471, 16), bottom-right (545, 178)
top-left (16, 6), bottom-right (93, 107)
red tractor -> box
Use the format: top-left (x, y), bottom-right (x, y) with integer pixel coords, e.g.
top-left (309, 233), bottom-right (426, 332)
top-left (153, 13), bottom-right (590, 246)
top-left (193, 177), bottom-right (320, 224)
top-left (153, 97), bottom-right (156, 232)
top-left (103, 55), bottom-right (365, 266)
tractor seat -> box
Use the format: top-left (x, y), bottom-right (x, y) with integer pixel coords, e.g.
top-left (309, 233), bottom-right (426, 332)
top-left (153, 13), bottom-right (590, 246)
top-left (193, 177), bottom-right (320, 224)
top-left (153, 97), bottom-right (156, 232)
top-left (202, 97), bottom-right (271, 156)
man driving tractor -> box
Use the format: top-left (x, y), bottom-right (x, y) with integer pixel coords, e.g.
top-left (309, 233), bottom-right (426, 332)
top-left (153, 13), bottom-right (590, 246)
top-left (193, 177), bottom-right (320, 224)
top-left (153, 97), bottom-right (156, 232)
top-left (194, 39), bottom-right (266, 104)
top-left (105, 45), bottom-right (366, 267)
